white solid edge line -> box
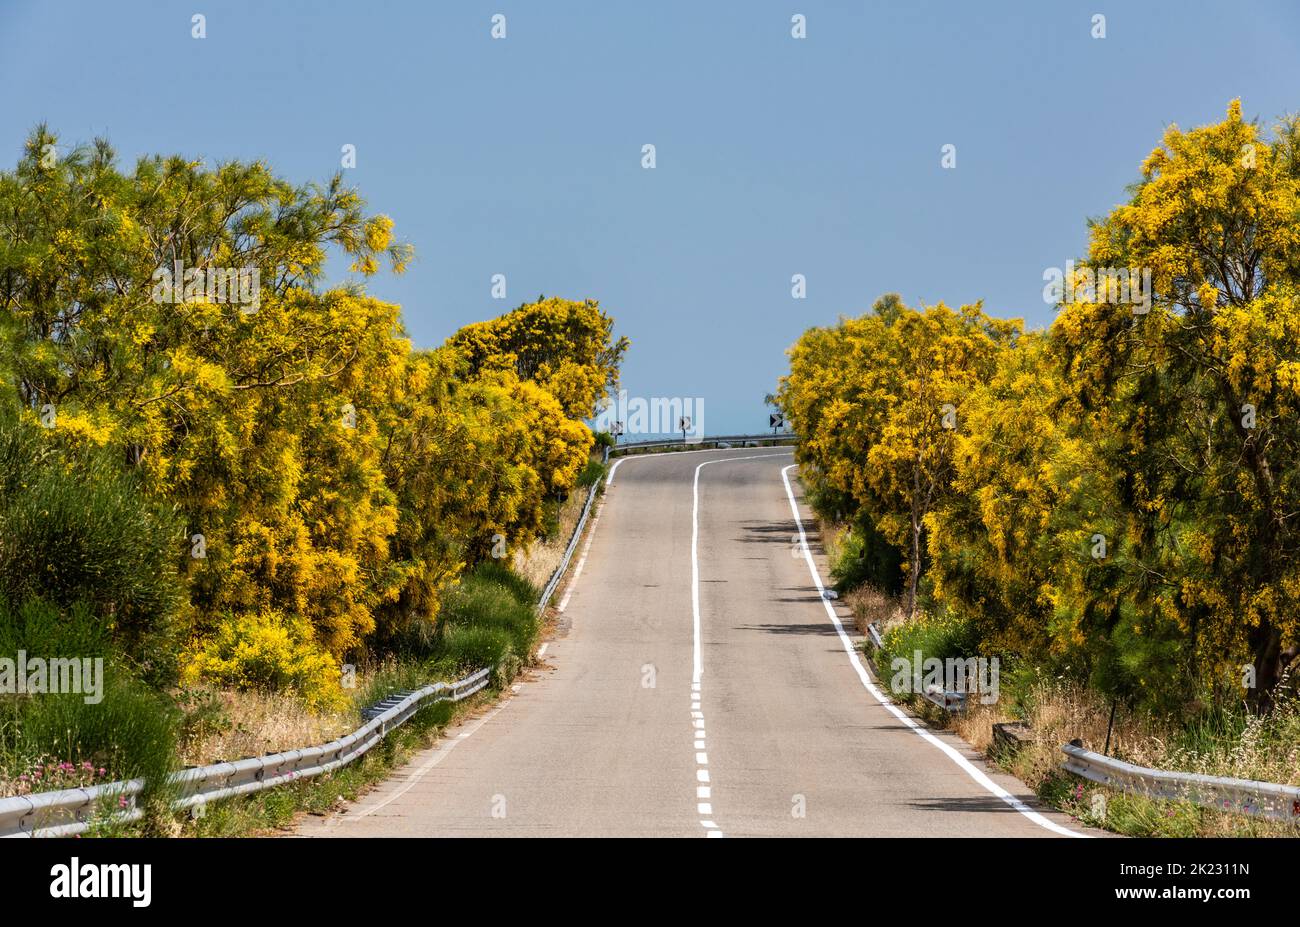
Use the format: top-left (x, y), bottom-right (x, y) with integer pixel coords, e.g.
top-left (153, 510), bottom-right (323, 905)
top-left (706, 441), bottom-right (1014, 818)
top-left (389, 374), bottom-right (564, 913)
top-left (330, 695), bottom-right (515, 825)
top-left (608, 443), bottom-right (785, 488)
top-left (778, 463), bottom-right (1087, 839)
top-left (557, 488), bottom-right (604, 612)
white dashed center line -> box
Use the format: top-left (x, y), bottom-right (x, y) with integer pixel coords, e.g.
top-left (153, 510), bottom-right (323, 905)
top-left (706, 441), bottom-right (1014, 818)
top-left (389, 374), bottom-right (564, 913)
top-left (690, 451), bottom-right (795, 838)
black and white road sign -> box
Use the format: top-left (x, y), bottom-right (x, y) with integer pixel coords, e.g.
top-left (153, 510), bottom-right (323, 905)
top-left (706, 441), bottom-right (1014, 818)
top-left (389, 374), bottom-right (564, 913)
top-left (769, 411), bottom-right (785, 429)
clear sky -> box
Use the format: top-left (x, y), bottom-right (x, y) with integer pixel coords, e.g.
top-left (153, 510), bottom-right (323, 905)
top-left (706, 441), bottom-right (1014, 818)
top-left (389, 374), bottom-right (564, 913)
top-left (3, 0), bottom-right (1299, 434)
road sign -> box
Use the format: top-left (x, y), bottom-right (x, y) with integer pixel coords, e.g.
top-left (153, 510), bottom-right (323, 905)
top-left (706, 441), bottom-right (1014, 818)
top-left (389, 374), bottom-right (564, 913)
top-left (679, 416), bottom-right (691, 432)
top-left (770, 411), bottom-right (785, 429)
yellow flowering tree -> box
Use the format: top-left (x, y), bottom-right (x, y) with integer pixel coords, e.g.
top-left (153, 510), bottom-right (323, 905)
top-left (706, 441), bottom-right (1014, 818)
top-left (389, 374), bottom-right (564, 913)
top-left (0, 128), bottom-right (619, 706)
top-left (446, 296), bottom-right (628, 419)
top-left (779, 295), bottom-right (1017, 615)
top-left (1053, 101), bottom-right (1300, 706)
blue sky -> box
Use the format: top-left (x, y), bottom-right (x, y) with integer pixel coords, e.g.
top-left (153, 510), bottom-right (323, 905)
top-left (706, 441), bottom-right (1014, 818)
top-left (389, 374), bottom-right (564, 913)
top-left (3, 0), bottom-right (1299, 434)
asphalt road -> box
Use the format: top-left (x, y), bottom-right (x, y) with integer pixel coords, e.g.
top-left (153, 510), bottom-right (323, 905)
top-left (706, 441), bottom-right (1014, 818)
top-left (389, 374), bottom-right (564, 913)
top-left (296, 446), bottom-right (1090, 838)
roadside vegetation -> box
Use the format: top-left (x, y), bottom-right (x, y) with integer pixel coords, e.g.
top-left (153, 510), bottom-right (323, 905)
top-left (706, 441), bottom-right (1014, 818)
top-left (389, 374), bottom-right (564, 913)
top-left (0, 127), bottom-right (625, 833)
top-left (780, 101), bottom-right (1300, 836)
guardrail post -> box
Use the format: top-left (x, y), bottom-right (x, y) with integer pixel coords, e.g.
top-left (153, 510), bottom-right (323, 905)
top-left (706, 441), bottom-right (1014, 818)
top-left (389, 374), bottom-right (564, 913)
top-left (991, 721), bottom-right (1034, 759)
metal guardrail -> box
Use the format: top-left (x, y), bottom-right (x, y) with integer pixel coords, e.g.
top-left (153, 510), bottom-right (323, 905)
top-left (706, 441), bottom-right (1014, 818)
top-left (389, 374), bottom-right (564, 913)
top-left (864, 623), bottom-right (966, 713)
top-left (536, 446), bottom-right (608, 612)
top-left (2, 443), bottom-right (619, 837)
top-left (0, 668), bottom-right (492, 838)
top-left (922, 686), bottom-right (967, 713)
top-left (866, 626), bottom-right (1298, 815)
top-left (1061, 741), bottom-right (1300, 822)
top-left (610, 432), bottom-right (797, 455)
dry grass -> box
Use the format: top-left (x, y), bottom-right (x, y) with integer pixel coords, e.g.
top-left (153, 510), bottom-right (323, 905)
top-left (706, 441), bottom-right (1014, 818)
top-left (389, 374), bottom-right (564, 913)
top-left (1164, 698), bottom-right (1300, 788)
top-left (953, 680), bottom-right (1300, 836)
top-left (814, 517), bottom-right (906, 637)
top-left (178, 689), bottom-right (355, 767)
top-left (843, 585), bottom-right (906, 637)
top-left (957, 681), bottom-right (1300, 789)
top-left (515, 485), bottom-right (593, 590)
top-left (819, 519), bottom-right (847, 575)
top-left (953, 681), bottom-right (1172, 787)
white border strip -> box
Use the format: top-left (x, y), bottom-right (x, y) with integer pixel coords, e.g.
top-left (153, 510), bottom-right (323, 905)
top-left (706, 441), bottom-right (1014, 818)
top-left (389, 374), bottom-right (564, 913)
top-left (779, 464), bottom-right (1086, 839)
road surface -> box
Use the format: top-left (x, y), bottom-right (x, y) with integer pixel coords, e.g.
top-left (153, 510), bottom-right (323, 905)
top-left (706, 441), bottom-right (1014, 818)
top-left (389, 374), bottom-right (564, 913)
top-left (296, 446), bottom-right (1089, 838)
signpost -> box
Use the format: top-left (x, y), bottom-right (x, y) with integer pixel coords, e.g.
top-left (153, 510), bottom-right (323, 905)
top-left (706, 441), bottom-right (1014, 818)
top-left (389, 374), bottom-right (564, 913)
top-left (769, 411), bottom-right (785, 433)
top-left (679, 416), bottom-right (691, 443)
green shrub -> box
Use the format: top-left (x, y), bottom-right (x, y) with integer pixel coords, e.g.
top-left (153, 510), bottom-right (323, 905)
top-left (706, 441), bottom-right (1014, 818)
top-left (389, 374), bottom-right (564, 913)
top-left (0, 409), bottom-right (184, 679)
top-left (576, 459), bottom-right (607, 488)
top-left (7, 677), bottom-right (179, 804)
top-left (1089, 608), bottom-right (1188, 712)
top-left (876, 610), bottom-right (981, 677)
top-left (0, 597), bottom-right (178, 812)
top-left (400, 561), bottom-right (543, 675)
top-left (388, 615), bottom-right (440, 660)
top-left (0, 596), bottom-right (109, 660)
top-left (380, 561), bottom-right (539, 674)
top-left (180, 608), bottom-right (345, 710)
top-left (440, 625), bottom-right (512, 671)
top-left (831, 518), bottom-right (903, 595)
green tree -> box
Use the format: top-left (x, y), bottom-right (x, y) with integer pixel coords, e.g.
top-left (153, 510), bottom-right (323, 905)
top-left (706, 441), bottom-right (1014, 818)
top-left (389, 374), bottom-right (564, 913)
top-left (1053, 101), bottom-right (1300, 708)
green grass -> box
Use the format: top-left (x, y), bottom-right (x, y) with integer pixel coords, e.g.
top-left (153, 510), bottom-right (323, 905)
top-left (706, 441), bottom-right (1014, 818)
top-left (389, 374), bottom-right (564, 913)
top-left (576, 459), bottom-right (608, 488)
top-left (434, 562), bottom-right (540, 688)
top-left (0, 597), bottom-right (181, 827)
top-left (872, 611), bottom-right (981, 712)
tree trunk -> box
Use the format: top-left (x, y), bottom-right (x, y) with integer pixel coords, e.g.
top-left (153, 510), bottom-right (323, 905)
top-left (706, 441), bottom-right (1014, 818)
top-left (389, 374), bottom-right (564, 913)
top-left (907, 517), bottom-right (921, 619)
top-left (1249, 621), bottom-right (1283, 713)
top-left (907, 464), bottom-right (922, 619)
